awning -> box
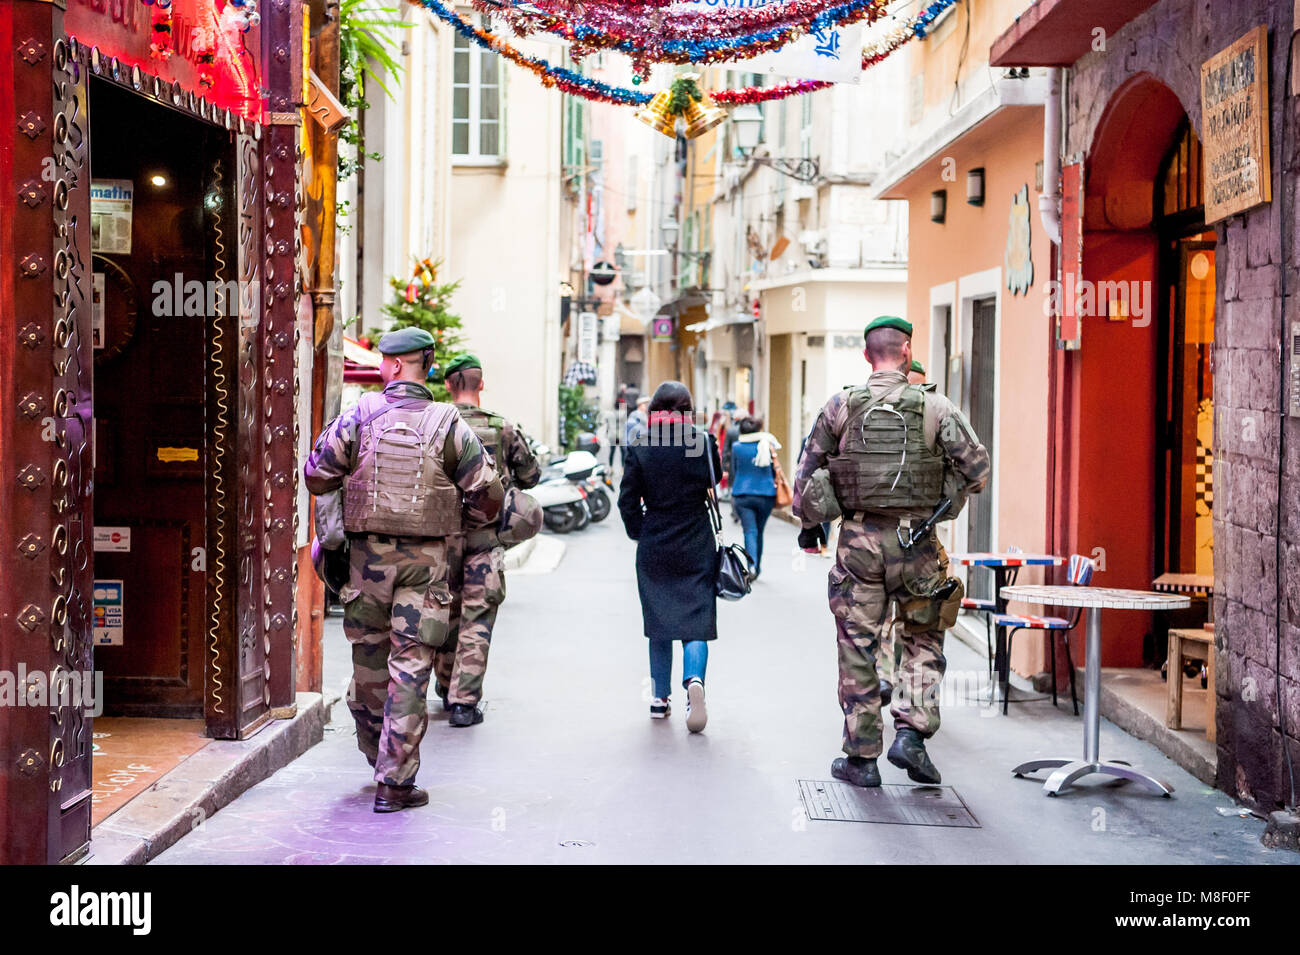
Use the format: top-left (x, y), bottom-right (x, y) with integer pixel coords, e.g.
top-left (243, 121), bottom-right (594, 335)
top-left (344, 336), bottom-right (381, 367)
top-left (990, 0), bottom-right (1161, 67)
top-left (344, 336), bottom-right (383, 384)
top-left (685, 313), bottom-right (756, 333)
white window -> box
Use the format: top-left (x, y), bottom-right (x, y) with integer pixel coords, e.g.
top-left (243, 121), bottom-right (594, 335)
top-left (452, 28), bottom-right (503, 162)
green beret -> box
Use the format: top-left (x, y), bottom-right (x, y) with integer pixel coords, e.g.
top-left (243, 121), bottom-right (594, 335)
top-left (910, 359), bottom-right (926, 374)
top-left (444, 352), bottom-right (482, 376)
top-left (377, 327), bottom-right (435, 355)
top-left (864, 315), bottom-right (913, 339)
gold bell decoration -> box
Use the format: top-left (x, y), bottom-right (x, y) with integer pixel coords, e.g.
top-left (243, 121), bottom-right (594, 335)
top-left (636, 74), bottom-right (727, 141)
top-left (683, 93), bottom-right (727, 139)
top-left (635, 90), bottom-right (678, 139)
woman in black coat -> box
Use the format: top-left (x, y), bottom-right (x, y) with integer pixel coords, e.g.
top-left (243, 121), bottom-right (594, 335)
top-left (618, 381), bottom-right (722, 733)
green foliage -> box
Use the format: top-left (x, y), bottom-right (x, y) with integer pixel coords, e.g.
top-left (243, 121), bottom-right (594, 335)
top-left (666, 76), bottom-right (703, 116)
top-left (370, 259), bottom-right (465, 402)
top-left (558, 384), bottom-right (598, 452)
top-left (337, 0), bottom-right (409, 187)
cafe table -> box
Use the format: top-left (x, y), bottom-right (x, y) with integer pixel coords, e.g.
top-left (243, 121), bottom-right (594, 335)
top-left (1000, 584), bottom-right (1191, 796)
top-left (947, 552), bottom-right (1063, 703)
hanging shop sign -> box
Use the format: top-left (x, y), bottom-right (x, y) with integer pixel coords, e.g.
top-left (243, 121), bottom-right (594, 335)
top-left (93, 580), bottom-right (125, 647)
top-left (1201, 25), bottom-right (1271, 224)
top-left (66, 0), bottom-right (265, 122)
top-left (1005, 184), bottom-right (1033, 296)
top-left (1056, 158), bottom-right (1084, 350)
top-left (651, 316), bottom-right (676, 341)
top-left (578, 311), bottom-right (600, 365)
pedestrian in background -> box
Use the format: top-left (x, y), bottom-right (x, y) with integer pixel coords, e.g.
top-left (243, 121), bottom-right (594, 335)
top-left (729, 416), bottom-right (779, 577)
top-left (617, 380), bottom-right (722, 733)
top-left (625, 393), bottom-right (650, 446)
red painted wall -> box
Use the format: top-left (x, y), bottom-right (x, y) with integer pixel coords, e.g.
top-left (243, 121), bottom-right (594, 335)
top-left (1067, 230), bottom-right (1160, 666)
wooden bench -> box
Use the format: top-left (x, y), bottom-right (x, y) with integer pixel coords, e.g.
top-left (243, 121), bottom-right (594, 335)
top-left (1166, 628), bottom-right (1215, 741)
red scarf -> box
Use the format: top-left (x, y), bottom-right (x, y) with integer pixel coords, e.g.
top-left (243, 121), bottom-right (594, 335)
top-left (649, 411), bottom-right (688, 425)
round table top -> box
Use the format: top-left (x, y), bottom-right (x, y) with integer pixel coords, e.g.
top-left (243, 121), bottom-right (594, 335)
top-left (1001, 584), bottom-right (1190, 610)
top-left (949, 552), bottom-right (1062, 567)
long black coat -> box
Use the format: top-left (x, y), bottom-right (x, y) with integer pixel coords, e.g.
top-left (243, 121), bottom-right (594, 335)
top-left (618, 423), bottom-right (722, 643)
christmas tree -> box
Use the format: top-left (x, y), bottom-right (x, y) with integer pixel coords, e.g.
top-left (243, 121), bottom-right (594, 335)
top-left (372, 257), bottom-right (465, 401)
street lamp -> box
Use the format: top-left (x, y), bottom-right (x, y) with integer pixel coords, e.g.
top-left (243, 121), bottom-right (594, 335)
top-left (661, 215), bottom-right (680, 250)
top-left (729, 103), bottom-right (819, 184)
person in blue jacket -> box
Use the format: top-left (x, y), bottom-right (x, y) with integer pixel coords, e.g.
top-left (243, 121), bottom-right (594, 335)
top-left (729, 416), bottom-right (781, 577)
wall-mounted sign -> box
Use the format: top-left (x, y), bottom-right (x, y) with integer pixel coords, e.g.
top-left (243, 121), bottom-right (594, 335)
top-left (1201, 26), bottom-right (1271, 224)
top-left (1005, 184), bottom-right (1034, 295)
top-left (93, 580), bottom-right (124, 647)
top-left (93, 527), bottom-right (131, 553)
top-left (66, 0), bottom-right (265, 122)
top-left (90, 180), bottom-right (133, 255)
top-left (651, 316), bottom-right (675, 342)
top-left (1057, 158), bottom-right (1084, 350)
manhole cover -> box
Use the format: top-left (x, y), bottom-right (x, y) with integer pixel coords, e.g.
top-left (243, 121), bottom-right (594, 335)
top-left (798, 780), bottom-right (980, 828)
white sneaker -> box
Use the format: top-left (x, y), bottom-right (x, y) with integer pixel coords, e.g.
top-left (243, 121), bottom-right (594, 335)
top-left (685, 679), bottom-right (707, 733)
top-left (650, 697), bottom-right (671, 719)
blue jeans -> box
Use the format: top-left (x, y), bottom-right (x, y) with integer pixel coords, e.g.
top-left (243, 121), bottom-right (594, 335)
top-left (649, 639), bottom-right (708, 699)
top-left (731, 494), bottom-right (775, 573)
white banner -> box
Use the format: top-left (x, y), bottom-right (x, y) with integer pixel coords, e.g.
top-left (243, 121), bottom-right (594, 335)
top-left (676, 1), bottom-right (864, 84)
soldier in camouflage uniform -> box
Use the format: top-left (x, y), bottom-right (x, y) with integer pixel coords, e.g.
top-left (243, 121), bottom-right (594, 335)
top-left (304, 328), bottom-right (503, 813)
top-left (794, 317), bottom-right (989, 788)
top-left (880, 358), bottom-right (931, 705)
top-left (432, 353), bottom-right (541, 727)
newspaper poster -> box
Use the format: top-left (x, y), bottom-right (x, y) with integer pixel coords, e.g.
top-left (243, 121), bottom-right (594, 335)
top-left (91, 179), bottom-right (134, 254)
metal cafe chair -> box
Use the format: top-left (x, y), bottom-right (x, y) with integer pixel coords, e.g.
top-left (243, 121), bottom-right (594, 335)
top-left (991, 554), bottom-right (1095, 716)
top-left (961, 545), bottom-right (1023, 676)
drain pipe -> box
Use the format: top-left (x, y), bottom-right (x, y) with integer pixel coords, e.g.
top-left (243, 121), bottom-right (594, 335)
top-left (1039, 67), bottom-right (1063, 246)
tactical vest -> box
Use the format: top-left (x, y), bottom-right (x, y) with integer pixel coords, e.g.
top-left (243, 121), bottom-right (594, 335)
top-left (458, 404), bottom-right (512, 491)
top-left (827, 384), bottom-right (946, 516)
top-left (343, 393), bottom-right (463, 538)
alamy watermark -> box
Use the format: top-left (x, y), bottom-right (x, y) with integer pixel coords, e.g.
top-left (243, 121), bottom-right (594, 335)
top-left (0, 666), bottom-right (103, 716)
top-left (1044, 276), bottom-right (1153, 328)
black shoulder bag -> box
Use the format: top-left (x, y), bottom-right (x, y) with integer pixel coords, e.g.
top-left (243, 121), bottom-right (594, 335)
top-left (703, 436), bottom-right (755, 601)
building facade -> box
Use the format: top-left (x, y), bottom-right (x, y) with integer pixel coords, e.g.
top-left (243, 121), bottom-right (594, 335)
top-left (995, 0), bottom-right (1299, 810)
top-left (0, 0), bottom-right (305, 863)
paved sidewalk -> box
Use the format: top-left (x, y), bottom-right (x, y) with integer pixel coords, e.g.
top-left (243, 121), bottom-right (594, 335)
top-left (153, 516), bottom-right (1294, 864)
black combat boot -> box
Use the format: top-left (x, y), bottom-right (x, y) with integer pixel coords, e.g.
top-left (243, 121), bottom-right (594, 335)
top-left (879, 680), bottom-right (894, 707)
top-left (887, 727), bottom-right (941, 784)
top-left (433, 682), bottom-right (451, 712)
top-left (374, 782), bottom-right (430, 813)
top-left (448, 702), bottom-right (484, 727)
top-left (830, 756), bottom-right (881, 788)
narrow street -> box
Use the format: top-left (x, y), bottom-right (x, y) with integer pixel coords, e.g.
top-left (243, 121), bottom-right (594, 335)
top-left (153, 516), bottom-right (1290, 866)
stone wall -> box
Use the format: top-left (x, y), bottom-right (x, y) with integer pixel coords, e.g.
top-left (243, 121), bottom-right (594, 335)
top-left (1067, 0), bottom-right (1300, 810)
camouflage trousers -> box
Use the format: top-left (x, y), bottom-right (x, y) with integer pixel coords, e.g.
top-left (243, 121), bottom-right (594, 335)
top-left (827, 517), bottom-right (952, 759)
top-left (341, 534), bottom-right (455, 786)
top-left (434, 533), bottom-right (507, 706)
top-left (877, 612), bottom-right (905, 688)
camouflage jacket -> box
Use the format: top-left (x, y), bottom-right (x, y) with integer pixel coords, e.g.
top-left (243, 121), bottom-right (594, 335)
top-left (304, 380), bottom-right (504, 530)
top-left (793, 369), bottom-right (990, 525)
top-left (455, 403), bottom-right (541, 492)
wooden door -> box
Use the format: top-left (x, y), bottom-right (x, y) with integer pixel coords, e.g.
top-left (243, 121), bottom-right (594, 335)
top-left (966, 298), bottom-right (997, 599)
top-left (90, 78), bottom-right (214, 716)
